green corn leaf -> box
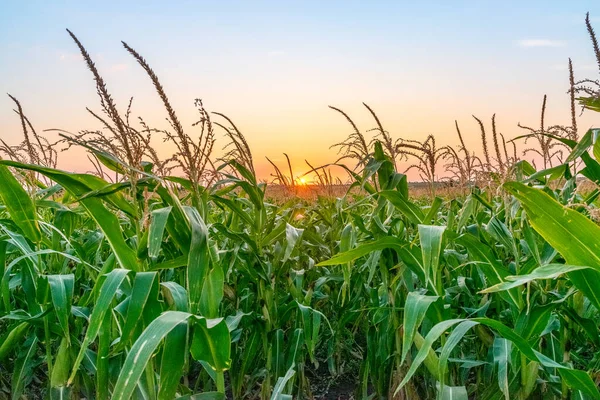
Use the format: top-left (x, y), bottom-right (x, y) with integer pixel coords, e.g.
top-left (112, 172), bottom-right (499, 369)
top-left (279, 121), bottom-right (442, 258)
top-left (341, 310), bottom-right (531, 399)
top-left (438, 385), bottom-right (468, 400)
top-left (380, 190), bottom-right (424, 225)
top-left (424, 196), bottom-right (443, 224)
top-left (112, 311), bottom-right (192, 400)
top-left (317, 236), bottom-right (403, 266)
top-left (515, 303), bottom-right (554, 342)
top-left (485, 217), bottom-right (518, 261)
top-left (158, 321), bottom-right (188, 399)
top-left (68, 268), bottom-right (129, 385)
top-left (401, 292), bottom-right (439, 365)
top-left (11, 335), bottom-right (38, 400)
top-left (565, 128), bottom-right (598, 163)
top-left (534, 351), bottom-right (600, 399)
top-left (47, 274), bottom-right (74, 342)
top-left (0, 322), bottom-right (29, 362)
top-left (184, 206), bottom-right (210, 314)
top-left (155, 184), bottom-right (192, 254)
top-left (438, 320), bottom-right (478, 394)
top-left (211, 195), bottom-right (255, 228)
top-left (190, 317), bottom-right (231, 372)
top-left (148, 206), bottom-right (172, 259)
top-left (96, 312), bottom-right (111, 400)
top-left (0, 161), bottom-right (139, 270)
top-left (418, 225), bottom-right (446, 294)
top-left (151, 255), bottom-right (188, 271)
top-left (0, 160), bottom-right (135, 216)
top-left (161, 281), bottom-right (188, 312)
top-left (396, 319), bottom-right (464, 395)
top-left (286, 328), bottom-right (304, 370)
top-left (504, 182), bottom-right (600, 310)
top-left (118, 271), bottom-right (159, 348)
top-left (297, 303), bottom-right (326, 364)
top-left (199, 265), bottom-right (224, 318)
top-left (50, 337), bottom-right (71, 389)
top-left (493, 338), bottom-right (511, 400)
top-left (270, 367), bottom-right (296, 400)
top-left (0, 165), bottom-right (41, 243)
top-left (273, 329), bottom-right (285, 379)
top-left (457, 234), bottom-right (521, 309)
top-left (283, 223), bottom-right (304, 263)
top-left (481, 264), bottom-right (590, 293)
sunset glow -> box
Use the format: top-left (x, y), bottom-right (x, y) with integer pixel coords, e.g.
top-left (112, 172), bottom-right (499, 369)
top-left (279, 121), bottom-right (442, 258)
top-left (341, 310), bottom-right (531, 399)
top-left (1, 1), bottom-right (599, 181)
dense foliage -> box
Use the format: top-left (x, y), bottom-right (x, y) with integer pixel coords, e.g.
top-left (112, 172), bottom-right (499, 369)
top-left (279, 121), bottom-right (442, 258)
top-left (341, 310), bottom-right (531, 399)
top-left (2, 133), bottom-right (600, 399)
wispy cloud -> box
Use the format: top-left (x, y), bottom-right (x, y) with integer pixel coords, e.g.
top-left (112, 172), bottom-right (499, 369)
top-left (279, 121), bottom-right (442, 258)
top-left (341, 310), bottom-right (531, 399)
top-left (517, 39), bottom-right (566, 48)
top-left (58, 52), bottom-right (81, 62)
top-left (110, 63), bottom-right (128, 72)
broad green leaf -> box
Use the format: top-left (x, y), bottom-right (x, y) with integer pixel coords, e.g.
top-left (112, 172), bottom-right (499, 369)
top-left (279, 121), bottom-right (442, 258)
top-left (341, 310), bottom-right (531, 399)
top-left (96, 312), bottom-right (111, 400)
top-left (50, 337), bottom-right (71, 389)
top-left (401, 292), bottom-right (439, 365)
top-left (272, 329), bottom-right (285, 379)
top-left (286, 328), bottom-right (304, 369)
top-left (47, 274), bottom-right (74, 342)
top-left (317, 236), bottom-right (403, 266)
top-left (283, 223), bottom-right (304, 263)
top-left (424, 197), bottom-right (443, 224)
top-left (504, 182), bottom-right (600, 310)
top-left (0, 165), bottom-right (41, 242)
top-left (148, 206), bottom-right (172, 258)
top-left (418, 225), bottom-right (446, 294)
top-left (396, 319), bottom-right (464, 395)
top-left (68, 268), bottom-right (129, 384)
top-left (438, 385), bottom-right (468, 400)
top-left (112, 311), bottom-right (192, 400)
top-left (0, 161), bottom-right (139, 270)
top-left (457, 234), bottom-right (521, 308)
top-left (380, 190), bottom-right (424, 225)
top-left (0, 322), bottom-right (29, 362)
top-left (270, 367), bottom-right (296, 400)
top-left (161, 281), bottom-right (188, 312)
top-left (0, 160), bottom-right (135, 216)
top-left (190, 317), bottom-right (231, 372)
top-left (482, 264), bottom-right (590, 293)
top-left (493, 338), bottom-right (511, 400)
top-left (534, 351), bottom-right (600, 399)
top-left (485, 217), bottom-right (517, 261)
top-left (438, 320), bottom-right (478, 394)
top-left (565, 128), bottom-right (598, 163)
top-left (184, 206), bottom-right (210, 314)
top-left (119, 271), bottom-right (159, 347)
top-left (199, 265), bottom-right (224, 318)
top-left (11, 335), bottom-right (38, 400)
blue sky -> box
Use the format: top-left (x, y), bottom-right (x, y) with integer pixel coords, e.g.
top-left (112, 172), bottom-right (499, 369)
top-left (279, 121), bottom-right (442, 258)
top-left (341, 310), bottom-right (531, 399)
top-left (1, 1), bottom-right (599, 178)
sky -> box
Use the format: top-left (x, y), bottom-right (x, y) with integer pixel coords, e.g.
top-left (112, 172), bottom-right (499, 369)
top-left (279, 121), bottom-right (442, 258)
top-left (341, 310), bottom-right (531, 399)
top-left (1, 1), bottom-right (600, 181)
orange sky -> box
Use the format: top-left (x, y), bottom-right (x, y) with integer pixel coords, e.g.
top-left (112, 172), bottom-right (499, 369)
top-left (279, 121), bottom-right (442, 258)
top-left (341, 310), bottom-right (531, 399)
top-left (1, 1), bottom-right (599, 181)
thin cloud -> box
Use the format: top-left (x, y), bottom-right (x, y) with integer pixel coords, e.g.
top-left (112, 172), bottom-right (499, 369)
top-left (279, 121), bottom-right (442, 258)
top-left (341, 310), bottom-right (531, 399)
top-left (517, 39), bottom-right (566, 48)
top-left (110, 63), bottom-right (128, 72)
top-left (58, 52), bottom-right (81, 62)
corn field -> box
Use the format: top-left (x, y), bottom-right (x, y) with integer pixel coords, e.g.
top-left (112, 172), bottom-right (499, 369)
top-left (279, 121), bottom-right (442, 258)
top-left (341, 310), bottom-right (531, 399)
top-left (3, 14), bottom-right (600, 400)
